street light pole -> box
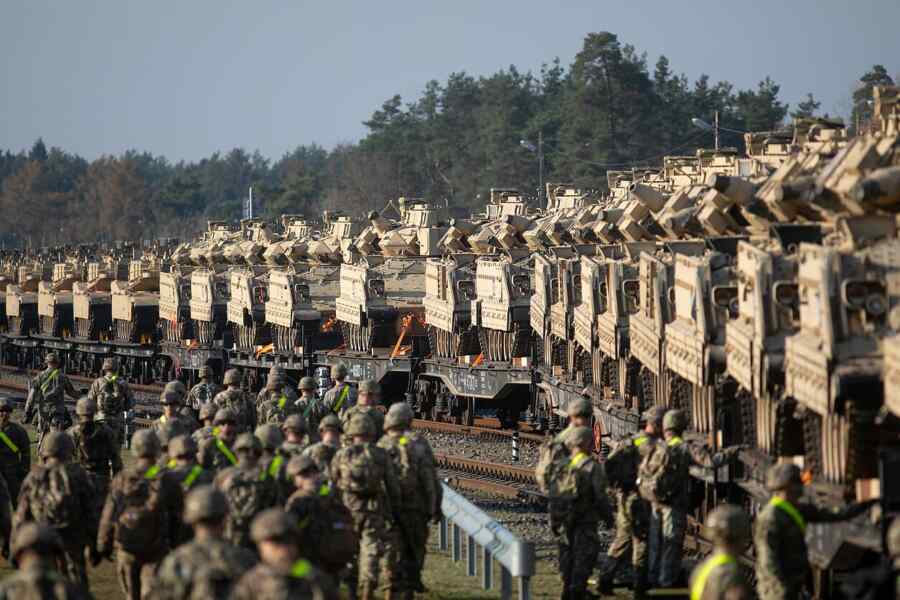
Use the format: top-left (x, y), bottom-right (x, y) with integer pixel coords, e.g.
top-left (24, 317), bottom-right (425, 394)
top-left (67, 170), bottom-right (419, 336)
top-left (538, 130), bottom-right (544, 201)
top-left (714, 110), bottom-right (720, 151)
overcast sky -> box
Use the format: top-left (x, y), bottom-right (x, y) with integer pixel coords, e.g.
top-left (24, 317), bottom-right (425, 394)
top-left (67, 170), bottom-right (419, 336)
top-left (2, 0), bottom-right (897, 161)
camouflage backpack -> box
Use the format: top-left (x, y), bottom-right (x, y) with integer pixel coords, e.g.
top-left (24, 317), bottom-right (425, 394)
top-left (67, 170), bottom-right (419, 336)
top-left (97, 378), bottom-right (122, 415)
top-left (187, 546), bottom-right (248, 600)
top-left (384, 434), bottom-right (421, 495)
top-left (545, 452), bottom-right (587, 526)
top-left (115, 467), bottom-right (168, 558)
top-left (222, 470), bottom-right (274, 531)
top-left (535, 438), bottom-right (569, 496)
top-left (637, 439), bottom-right (679, 504)
top-left (604, 436), bottom-right (644, 491)
top-left (27, 464), bottom-right (77, 529)
top-left (336, 445), bottom-right (381, 496)
top-left (313, 490), bottom-right (358, 569)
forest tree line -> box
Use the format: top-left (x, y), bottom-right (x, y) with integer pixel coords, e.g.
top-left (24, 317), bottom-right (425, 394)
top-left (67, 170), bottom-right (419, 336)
top-left (0, 32), bottom-right (894, 247)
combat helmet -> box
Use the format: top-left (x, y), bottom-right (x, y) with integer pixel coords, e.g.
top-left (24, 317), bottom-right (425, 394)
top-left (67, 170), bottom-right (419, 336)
top-left (233, 432), bottom-right (262, 455)
top-left (887, 518), bottom-right (900, 558)
top-left (346, 414), bottom-right (375, 438)
top-left (39, 431), bottom-right (74, 460)
top-left (286, 454), bottom-right (318, 478)
top-left (385, 402), bottom-right (413, 430)
top-left (318, 414), bottom-right (341, 432)
top-left (183, 485), bottom-right (228, 525)
top-left (251, 508), bottom-right (298, 543)
top-left (704, 504), bottom-right (751, 547)
top-left (255, 424), bottom-right (284, 451)
top-left (160, 390), bottom-right (181, 406)
top-left (224, 369), bottom-right (242, 386)
top-left (75, 396), bottom-right (97, 417)
top-left (11, 523), bottom-right (62, 561)
top-left (198, 365), bottom-right (213, 379)
top-left (567, 398), bottom-right (592, 418)
top-left (45, 352), bottom-right (60, 366)
top-left (299, 376), bottom-right (316, 391)
top-left (642, 406), bottom-right (666, 429)
top-left (765, 463), bottom-right (802, 492)
top-left (156, 420), bottom-right (186, 449)
top-left (663, 409), bottom-right (687, 433)
top-left (102, 357), bottom-right (118, 371)
top-left (331, 364), bottom-right (347, 380)
top-left (168, 434), bottom-right (197, 460)
top-left (358, 379), bottom-right (380, 395)
top-left (282, 414), bottom-right (307, 433)
top-left (564, 426), bottom-right (593, 450)
top-left (214, 408), bottom-right (238, 425)
top-left (131, 429), bottom-right (161, 458)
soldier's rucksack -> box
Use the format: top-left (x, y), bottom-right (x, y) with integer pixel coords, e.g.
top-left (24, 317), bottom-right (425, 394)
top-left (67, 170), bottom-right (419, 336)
top-left (115, 468), bottom-right (168, 558)
top-left (545, 453), bottom-right (587, 525)
top-left (97, 378), bottom-right (121, 414)
top-left (535, 438), bottom-right (569, 496)
top-left (336, 445), bottom-right (381, 496)
top-left (315, 493), bottom-right (358, 568)
top-left (188, 547), bottom-right (248, 600)
top-left (637, 439), bottom-right (679, 504)
top-left (222, 470), bottom-right (273, 531)
top-left (604, 436), bottom-right (643, 491)
top-left (27, 465), bottom-right (77, 529)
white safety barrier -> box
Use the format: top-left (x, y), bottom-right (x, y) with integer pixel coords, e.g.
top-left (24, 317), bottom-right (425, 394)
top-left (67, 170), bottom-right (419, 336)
top-left (438, 483), bottom-right (535, 600)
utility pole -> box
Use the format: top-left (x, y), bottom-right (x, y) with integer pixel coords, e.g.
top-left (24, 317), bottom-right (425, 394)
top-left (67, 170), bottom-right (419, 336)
top-left (248, 187), bottom-right (253, 219)
top-left (714, 110), bottom-right (720, 151)
top-left (538, 130), bottom-right (544, 201)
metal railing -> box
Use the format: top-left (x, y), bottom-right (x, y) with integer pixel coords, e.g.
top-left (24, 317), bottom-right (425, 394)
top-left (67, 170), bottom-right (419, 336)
top-left (438, 483), bottom-right (535, 600)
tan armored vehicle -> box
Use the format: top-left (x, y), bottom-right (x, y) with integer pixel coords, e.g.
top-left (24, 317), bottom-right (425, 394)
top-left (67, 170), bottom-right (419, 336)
top-left (470, 250), bottom-right (533, 362)
top-left (73, 258), bottom-right (128, 340)
top-left (110, 256), bottom-right (160, 343)
top-left (158, 268), bottom-right (194, 343)
top-left (189, 268), bottom-right (230, 345)
top-left (5, 262), bottom-right (48, 336)
top-left (226, 267), bottom-right (268, 351)
top-left (423, 253), bottom-right (480, 359)
top-left (36, 261), bottom-right (83, 337)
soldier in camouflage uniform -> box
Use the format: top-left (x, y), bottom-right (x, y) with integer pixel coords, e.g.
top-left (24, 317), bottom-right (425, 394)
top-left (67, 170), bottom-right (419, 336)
top-left (257, 368), bottom-right (300, 425)
top-left (166, 435), bottom-right (214, 546)
top-left (155, 419), bottom-right (188, 466)
top-left (331, 414), bottom-right (402, 600)
top-left (86, 357), bottom-right (134, 446)
top-left (648, 409), bottom-right (742, 588)
top-left (193, 402), bottom-right (218, 446)
top-left (214, 433), bottom-right (279, 551)
top-left (0, 450), bottom-right (12, 558)
top-left (0, 396), bottom-right (31, 505)
top-left (256, 423), bottom-right (291, 501)
top-left (340, 379), bottom-right (384, 442)
top-left (67, 397), bottom-right (122, 514)
top-left (754, 464), bottom-right (876, 600)
top-left (149, 486), bottom-right (257, 600)
top-left (231, 508), bottom-right (336, 600)
top-left (198, 408), bottom-right (240, 473)
top-left (555, 426), bottom-right (612, 600)
top-left (302, 414), bottom-right (342, 480)
top-left (25, 353), bottom-right (78, 443)
top-left (554, 396), bottom-right (593, 443)
top-left (214, 369), bottom-right (256, 433)
top-left (15, 431), bottom-right (98, 588)
top-left (378, 402), bottom-right (440, 598)
top-left (98, 429), bottom-right (184, 600)
top-left (154, 389), bottom-right (198, 437)
top-left (597, 406), bottom-right (664, 598)
top-left (322, 363), bottom-right (356, 415)
top-left (0, 523), bottom-right (90, 600)
top-left (281, 413), bottom-right (311, 457)
top-left (298, 375), bottom-right (325, 441)
top-left (186, 365), bottom-right (222, 418)
top-left (688, 504), bottom-right (752, 600)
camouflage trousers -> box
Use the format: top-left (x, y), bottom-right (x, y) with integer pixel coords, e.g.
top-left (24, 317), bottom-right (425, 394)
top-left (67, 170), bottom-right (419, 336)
top-left (382, 510), bottom-right (429, 593)
top-left (100, 419), bottom-right (126, 448)
top-left (0, 469), bottom-right (22, 508)
top-left (57, 538), bottom-right (89, 589)
top-left (756, 573), bottom-right (803, 600)
top-left (600, 490), bottom-right (649, 593)
top-left (349, 510), bottom-right (393, 592)
top-left (116, 551), bottom-right (160, 600)
top-left (224, 521), bottom-right (254, 552)
top-left (648, 503), bottom-right (686, 587)
top-left (87, 473), bottom-right (110, 516)
top-left (559, 522), bottom-right (600, 597)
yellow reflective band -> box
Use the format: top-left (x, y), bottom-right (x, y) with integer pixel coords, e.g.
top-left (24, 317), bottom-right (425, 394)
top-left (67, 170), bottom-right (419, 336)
top-left (167, 459), bottom-right (177, 469)
top-left (667, 436), bottom-right (683, 447)
top-left (690, 553), bottom-right (735, 600)
top-left (213, 426), bottom-right (221, 436)
top-left (278, 394), bottom-right (287, 409)
top-left (160, 415), bottom-right (168, 424)
top-left (107, 375), bottom-right (118, 383)
top-left (569, 451), bottom-right (589, 469)
top-left (144, 465), bottom-right (161, 479)
top-left (633, 436), bottom-right (648, 447)
top-left (770, 496), bottom-right (806, 533)
top-left (268, 455), bottom-right (284, 478)
top-left (297, 515), bottom-right (311, 530)
top-left (41, 369), bottom-right (59, 393)
top-left (318, 483), bottom-right (331, 497)
top-left (290, 559), bottom-right (311, 578)
top-left (333, 385), bottom-right (350, 412)
top-left (399, 435), bottom-right (409, 446)
top-left (216, 439), bottom-right (238, 465)
top-left (183, 465), bottom-right (203, 489)
top-left (0, 431), bottom-right (20, 455)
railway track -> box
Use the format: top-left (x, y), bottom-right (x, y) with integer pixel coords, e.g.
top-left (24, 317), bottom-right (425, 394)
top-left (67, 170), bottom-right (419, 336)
top-left (411, 418), bottom-right (545, 444)
top-left (434, 451), bottom-right (543, 500)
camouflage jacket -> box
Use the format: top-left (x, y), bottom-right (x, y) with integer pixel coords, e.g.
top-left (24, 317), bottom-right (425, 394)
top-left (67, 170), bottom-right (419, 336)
top-left (230, 561), bottom-right (336, 600)
top-left (377, 431), bottom-right (440, 517)
top-left (0, 421), bottom-right (31, 479)
top-left (301, 442), bottom-right (338, 480)
top-left (214, 388), bottom-right (256, 432)
top-left (186, 382), bottom-right (223, 411)
top-left (657, 437), bottom-right (733, 510)
top-left (15, 461), bottom-right (97, 544)
top-left (280, 440), bottom-right (309, 459)
top-left (167, 462), bottom-right (215, 493)
top-left (153, 414), bottom-right (198, 437)
top-left (67, 422), bottom-right (123, 479)
top-left (258, 394), bottom-right (301, 426)
top-left (330, 442), bottom-right (401, 516)
top-left (149, 536), bottom-right (257, 600)
top-left (255, 386), bottom-right (298, 410)
top-left (321, 382), bottom-right (355, 415)
top-left (0, 563), bottom-right (91, 600)
top-left (192, 425), bottom-right (215, 446)
top-left (27, 368), bottom-right (77, 416)
top-left (565, 452), bottom-right (613, 527)
top-left (213, 463), bottom-right (279, 548)
top-left (688, 552), bottom-right (751, 600)
top-left (340, 405), bottom-right (384, 441)
top-left (87, 374), bottom-right (134, 420)
top-left (605, 432), bottom-right (655, 492)
top-left (198, 435), bottom-right (239, 473)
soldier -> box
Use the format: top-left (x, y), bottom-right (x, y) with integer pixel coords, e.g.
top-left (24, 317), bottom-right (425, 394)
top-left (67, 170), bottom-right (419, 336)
top-left (87, 356), bottom-right (134, 447)
top-left (230, 508), bottom-right (336, 600)
top-left (322, 363), bottom-right (356, 415)
top-left (331, 414), bottom-right (402, 600)
top-left (98, 429), bottom-right (183, 600)
top-left (154, 389), bottom-right (198, 436)
top-left (214, 369), bottom-right (256, 433)
top-left (688, 504), bottom-right (752, 600)
top-left (377, 402), bottom-right (440, 598)
top-left (0, 396), bottom-right (31, 505)
top-left (0, 523), bottom-right (90, 600)
top-left (25, 352), bottom-right (78, 443)
top-left (597, 406), bottom-right (664, 598)
top-left (555, 396), bottom-right (593, 443)
top-left (555, 426), bottom-right (612, 600)
top-left (186, 365), bottom-right (222, 416)
top-left (302, 414), bottom-right (342, 479)
top-left (256, 423), bottom-right (290, 500)
top-left (298, 375), bottom-right (325, 440)
top-left (646, 409), bottom-right (742, 589)
top-left (15, 431), bottom-right (97, 588)
top-left (67, 397), bottom-right (122, 513)
top-left (192, 402), bottom-right (218, 446)
top-left (754, 464), bottom-right (876, 600)
top-left (214, 433), bottom-right (279, 550)
top-left (281, 413), bottom-right (311, 457)
top-left (155, 419), bottom-right (187, 465)
top-left (257, 368), bottom-right (300, 425)
top-left (149, 486), bottom-right (257, 600)
top-left (340, 379), bottom-right (384, 441)
top-left (166, 435), bottom-right (214, 493)
top-left (198, 408), bottom-right (240, 473)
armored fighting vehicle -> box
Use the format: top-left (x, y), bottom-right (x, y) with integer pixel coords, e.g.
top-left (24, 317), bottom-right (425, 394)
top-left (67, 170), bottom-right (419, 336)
top-left (158, 267), bottom-right (193, 344)
top-left (227, 267), bottom-right (268, 351)
top-left (470, 250), bottom-right (533, 362)
top-left (423, 253), bottom-right (480, 359)
top-left (73, 258), bottom-right (128, 340)
top-left (5, 262), bottom-right (48, 336)
top-left (36, 261), bottom-right (82, 338)
top-left (110, 256), bottom-right (160, 344)
top-left (189, 267), bottom-right (230, 345)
